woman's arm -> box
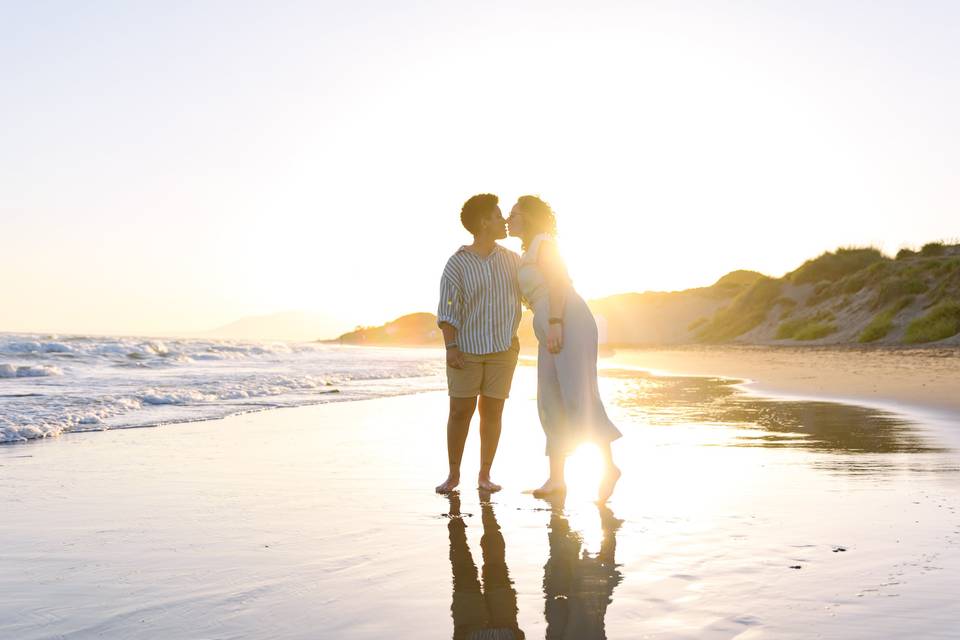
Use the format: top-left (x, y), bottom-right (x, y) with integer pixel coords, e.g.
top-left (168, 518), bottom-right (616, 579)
top-left (537, 237), bottom-right (570, 354)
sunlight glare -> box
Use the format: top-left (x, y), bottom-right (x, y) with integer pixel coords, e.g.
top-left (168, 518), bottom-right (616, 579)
top-left (565, 443), bottom-right (604, 502)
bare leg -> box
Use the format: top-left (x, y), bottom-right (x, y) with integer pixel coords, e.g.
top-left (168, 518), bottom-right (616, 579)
top-left (436, 397), bottom-right (478, 493)
top-left (597, 441), bottom-right (621, 503)
top-left (532, 453), bottom-right (567, 498)
top-left (477, 395), bottom-right (504, 492)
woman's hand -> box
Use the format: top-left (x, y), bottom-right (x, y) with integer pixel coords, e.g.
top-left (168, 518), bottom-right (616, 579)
top-left (547, 324), bottom-right (564, 354)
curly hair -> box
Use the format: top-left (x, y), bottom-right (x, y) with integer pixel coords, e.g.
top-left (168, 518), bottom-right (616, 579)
top-left (460, 193), bottom-right (499, 234)
top-left (514, 195), bottom-right (558, 251)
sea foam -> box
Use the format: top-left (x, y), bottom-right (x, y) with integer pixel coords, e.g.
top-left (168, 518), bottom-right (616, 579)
top-left (0, 333), bottom-right (443, 443)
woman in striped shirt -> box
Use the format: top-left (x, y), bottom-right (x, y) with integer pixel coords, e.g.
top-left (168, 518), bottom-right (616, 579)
top-left (435, 194), bottom-right (522, 494)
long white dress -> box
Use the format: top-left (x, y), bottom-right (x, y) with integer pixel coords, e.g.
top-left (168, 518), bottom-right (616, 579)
top-left (519, 234), bottom-right (622, 456)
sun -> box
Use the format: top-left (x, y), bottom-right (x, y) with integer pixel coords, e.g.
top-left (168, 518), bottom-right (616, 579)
top-left (564, 443), bottom-right (605, 501)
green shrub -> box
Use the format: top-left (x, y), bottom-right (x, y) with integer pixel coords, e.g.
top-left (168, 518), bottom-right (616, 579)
top-left (896, 248), bottom-right (917, 260)
top-left (904, 300), bottom-right (960, 343)
top-left (687, 317), bottom-right (708, 331)
top-left (927, 278), bottom-right (955, 307)
top-left (794, 321), bottom-right (837, 341)
top-left (902, 264), bottom-right (924, 278)
top-left (859, 314), bottom-right (893, 343)
top-left (789, 247), bottom-right (885, 285)
top-left (875, 277), bottom-right (928, 308)
top-left (696, 278), bottom-right (782, 342)
top-left (858, 296), bottom-right (914, 343)
top-left (713, 270), bottom-right (765, 287)
top-left (864, 261), bottom-right (889, 278)
top-left (921, 242), bottom-right (946, 257)
top-left (776, 317), bottom-right (808, 339)
top-left (776, 310), bottom-right (835, 340)
top-left (841, 272), bottom-right (868, 294)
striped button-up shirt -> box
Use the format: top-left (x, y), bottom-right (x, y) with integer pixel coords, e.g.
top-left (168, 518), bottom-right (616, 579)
top-left (437, 244), bottom-right (522, 355)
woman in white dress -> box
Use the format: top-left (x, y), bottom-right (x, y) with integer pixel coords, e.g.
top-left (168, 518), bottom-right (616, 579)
top-left (506, 196), bottom-right (622, 503)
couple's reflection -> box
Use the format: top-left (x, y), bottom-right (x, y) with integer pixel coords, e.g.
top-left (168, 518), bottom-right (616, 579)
top-left (446, 491), bottom-right (525, 640)
top-left (443, 492), bottom-right (622, 640)
top-left (542, 494), bottom-right (623, 639)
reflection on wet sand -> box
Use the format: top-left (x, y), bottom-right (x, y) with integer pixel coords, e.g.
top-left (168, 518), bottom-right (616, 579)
top-left (445, 492), bottom-right (525, 640)
top-left (442, 493), bottom-right (625, 640)
top-left (606, 370), bottom-right (944, 454)
top-left (542, 495), bottom-right (623, 640)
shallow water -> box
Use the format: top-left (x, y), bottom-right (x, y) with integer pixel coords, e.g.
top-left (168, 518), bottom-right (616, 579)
top-left (606, 368), bottom-right (950, 455)
top-left (0, 334), bottom-right (444, 442)
top-left (1, 366), bottom-right (958, 639)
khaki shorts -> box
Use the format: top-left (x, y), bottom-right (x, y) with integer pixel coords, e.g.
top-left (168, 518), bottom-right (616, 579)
top-left (447, 339), bottom-right (520, 400)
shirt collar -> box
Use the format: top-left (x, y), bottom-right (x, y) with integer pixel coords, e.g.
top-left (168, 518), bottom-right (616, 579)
top-left (457, 243), bottom-right (503, 259)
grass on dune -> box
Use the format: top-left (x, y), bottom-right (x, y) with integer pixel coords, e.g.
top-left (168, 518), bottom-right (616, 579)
top-left (920, 242), bottom-right (947, 257)
top-left (788, 247), bottom-right (884, 285)
top-left (904, 300), bottom-right (960, 344)
top-left (858, 296), bottom-right (915, 343)
top-left (793, 321), bottom-right (837, 340)
top-left (776, 310), bottom-right (837, 341)
top-left (696, 277), bottom-right (783, 342)
top-left (874, 276), bottom-right (929, 308)
top-left (896, 248), bottom-right (917, 260)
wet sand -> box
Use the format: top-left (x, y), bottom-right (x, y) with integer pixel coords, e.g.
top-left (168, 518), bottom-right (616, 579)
top-left (607, 345), bottom-right (960, 418)
top-left (2, 366), bottom-right (959, 639)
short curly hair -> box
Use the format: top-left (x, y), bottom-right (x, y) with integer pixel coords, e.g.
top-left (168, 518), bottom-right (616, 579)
top-left (514, 195), bottom-right (557, 250)
top-left (460, 193), bottom-right (498, 234)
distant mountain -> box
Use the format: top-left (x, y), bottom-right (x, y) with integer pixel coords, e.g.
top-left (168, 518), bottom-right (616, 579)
top-left (202, 311), bottom-right (346, 342)
top-left (331, 241), bottom-right (960, 348)
top-left (329, 313), bottom-right (441, 346)
top-left (328, 271), bottom-right (764, 347)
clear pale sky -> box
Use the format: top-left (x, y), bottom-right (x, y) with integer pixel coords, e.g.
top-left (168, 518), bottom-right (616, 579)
top-left (3, 1), bottom-right (958, 337)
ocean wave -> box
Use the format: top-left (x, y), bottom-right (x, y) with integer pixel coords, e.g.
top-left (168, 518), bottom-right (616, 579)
top-left (0, 363), bottom-right (64, 378)
top-left (0, 335), bottom-right (444, 443)
top-left (0, 335), bottom-right (308, 364)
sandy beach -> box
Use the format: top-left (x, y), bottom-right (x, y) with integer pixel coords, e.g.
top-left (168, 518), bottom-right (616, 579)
top-left (2, 355), bottom-right (959, 639)
top-left (608, 345), bottom-right (960, 419)
top-left (7, 1), bottom-right (960, 637)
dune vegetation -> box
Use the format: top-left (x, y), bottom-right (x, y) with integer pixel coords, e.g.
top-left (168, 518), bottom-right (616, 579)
top-left (858, 296), bottom-right (915, 343)
top-left (904, 300), bottom-right (960, 344)
top-left (692, 243), bottom-right (960, 346)
top-left (333, 243), bottom-right (960, 348)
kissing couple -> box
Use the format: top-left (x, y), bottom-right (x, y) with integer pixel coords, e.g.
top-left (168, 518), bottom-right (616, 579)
top-left (434, 194), bottom-right (622, 503)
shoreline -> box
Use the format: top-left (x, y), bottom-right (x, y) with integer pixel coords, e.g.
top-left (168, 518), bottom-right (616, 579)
top-left (604, 344), bottom-right (960, 420)
top-left (5, 343), bottom-right (957, 448)
top-left (4, 368), bottom-right (959, 639)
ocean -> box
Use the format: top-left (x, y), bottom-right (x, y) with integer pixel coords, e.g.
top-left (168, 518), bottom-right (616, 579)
top-left (0, 333), bottom-right (445, 443)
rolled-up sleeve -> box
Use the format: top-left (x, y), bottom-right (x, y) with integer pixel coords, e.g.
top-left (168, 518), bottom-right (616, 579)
top-left (437, 265), bottom-right (463, 331)
top-left (437, 266), bottom-right (462, 329)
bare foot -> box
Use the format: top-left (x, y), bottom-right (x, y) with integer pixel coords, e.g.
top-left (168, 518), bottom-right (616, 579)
top-left (436, 474), bottom-right (460, 494)
top-left (531, 479), bottom-right (566, 499)
top-left (597, 466), bottom-right (621, 503)
top-left (478, 476), bottom-right (502, 492)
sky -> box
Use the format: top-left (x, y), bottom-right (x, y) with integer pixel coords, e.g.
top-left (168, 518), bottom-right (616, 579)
top-left (2, 1), bottom-right (958, 337)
